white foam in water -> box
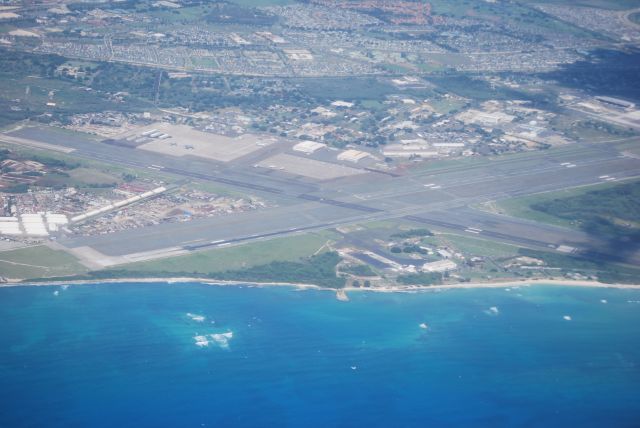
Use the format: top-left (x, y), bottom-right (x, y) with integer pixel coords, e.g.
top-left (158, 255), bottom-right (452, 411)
top-left (484, 306), bottom-right (499, 315)
top-left (211, 332), bottom-right (233, 349)
top-left (194, 335), bottom-right (210, 347)
top-left (187, 313), bottom-right (206, 322)
top-left (563, 315), bottom-right (572, 321)
top-left (419, 323), bottom-right (429, 330)
top-left (350, 366), bottom-right (358, 370)
top-left (600, 299), bottom-right (608, 304)
top-left (194, 331), bottom-right (234, 349)
top-left (61, 284), bottom-right (70, 291)
top-left (53, 290), bottom-right (59, 296)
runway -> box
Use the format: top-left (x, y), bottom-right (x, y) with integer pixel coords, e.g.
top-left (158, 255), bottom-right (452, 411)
top-left (3, 126), bottom-right (640, 265)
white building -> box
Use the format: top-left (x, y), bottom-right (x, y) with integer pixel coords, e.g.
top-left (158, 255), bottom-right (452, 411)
top-left (338, 149), bottom-right (369, 163)
top-left (422, 260), bottom-right (457, 273)
top-left (293, 141), bottom-right (327, 155)
top-left (382, 144), bottom-right (438, 159)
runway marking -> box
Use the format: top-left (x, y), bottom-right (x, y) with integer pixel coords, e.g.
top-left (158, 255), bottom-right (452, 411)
top-left (424, 183), bottom-right (442, 190)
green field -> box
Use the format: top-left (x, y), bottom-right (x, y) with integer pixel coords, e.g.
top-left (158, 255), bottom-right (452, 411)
top-left (484, 179), bottom-right (640, 230)
top-left (119, 231), bottom-right (339, 275)
top-left (295, 77), bottom-right (399, 102)
top-left (429, 0), bottom-right (597, 36)
top-left (191, 57), bottom-right (219, 69)
top-left (0, 246), bottom-right (87, 279)
top-left (437, 233), bottom-right (520, 259)
top-left (94, 235), bottom-right (346, 288)
top-left (550, 115), bottom-right (637, 142)
top-left (428, 97), bottom-right (467, 115)
top-left (518, 0), bottom-right (640, 10)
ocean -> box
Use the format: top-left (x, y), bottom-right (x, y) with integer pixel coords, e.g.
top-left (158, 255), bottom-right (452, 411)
top-left (0, 282), bottom-right (639, 427)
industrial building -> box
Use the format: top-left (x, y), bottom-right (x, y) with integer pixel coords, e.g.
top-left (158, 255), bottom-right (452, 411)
top-left (70, 187), bottom-right (167, 224)
top-left (0, 212), bottom-right (69, 237)
top-left (422, 259), bottom-right (457, 273)
top-left (595, 96), bottom-right (636, 110)
top-left (382, 144), bottom-right (439, 159)
top-left (337, 149), bottom-right (369, 163)
top-left (292, 140), bottom-right (327, 154)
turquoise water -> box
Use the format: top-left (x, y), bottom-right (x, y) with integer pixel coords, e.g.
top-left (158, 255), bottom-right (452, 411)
top-left (0, 283), bottom-right (639, 427)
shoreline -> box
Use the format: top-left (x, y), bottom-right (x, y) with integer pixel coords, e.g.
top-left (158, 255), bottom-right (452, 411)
top-left (3, 277), bottom-right (640, 295)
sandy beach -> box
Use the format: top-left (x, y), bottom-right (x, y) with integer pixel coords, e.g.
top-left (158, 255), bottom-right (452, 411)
top-left (3, 277), bottom-right (640, 300)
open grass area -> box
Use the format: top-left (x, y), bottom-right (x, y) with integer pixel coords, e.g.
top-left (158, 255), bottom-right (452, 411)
top-left (119, 231), bottom-right (339, 275)
top-left (428, 97), bottom-right (467, 115)
top-left (405, 143), bottom-right (569, 176)
top-left (67, 168), bottom-right (121, 186)
top-left (0, 245), bottom-right (87, 279)
top-left (550, 114), bottom-right (638, 142)
top-left (519, 0), bottom-right (640, 10)
top-left (480, 179), bottom-right (640, 229)
top-left (295, 77), bottom-right (398, 102)
top-left (437, 233), bottom-right (520, 259)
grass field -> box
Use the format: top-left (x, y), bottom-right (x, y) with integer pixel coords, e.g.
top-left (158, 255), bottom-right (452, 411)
top-left (519, 0), bottom-right (640, 10)
top-left (118, 231), bottom-right (339, 275)
top-left (480, 178), bottom-right (640, 229)
top-left (437, 233), bottom-right (520, 259)
top-left (550, 114), bottom-right (638, 142)
top-left (428, 97), bottom-right (467, 115)
top-left (0, 245), bottom-right (87, 279)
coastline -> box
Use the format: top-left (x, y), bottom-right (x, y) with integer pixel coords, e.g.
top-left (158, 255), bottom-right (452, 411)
top-left (3, 276), bottom-right (640, 295)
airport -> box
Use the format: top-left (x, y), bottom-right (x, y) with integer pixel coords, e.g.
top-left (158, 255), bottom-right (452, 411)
top-left (2, 123), bottom-right (638, 270)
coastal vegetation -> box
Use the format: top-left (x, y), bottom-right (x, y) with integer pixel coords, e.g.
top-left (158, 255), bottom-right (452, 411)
top-left (213, 251), bottom-right (345, 288)
top-left (396, 272), bottom-right (443, 286)
top-left (489, 179), bottom-right (640, 229)
top-left (530, 181), bottom-right (640, 242)
top-left (33, 251), bottom-right (346, 289)
top-left (517, 248), bottom-right (640, 284)
top-left (340, 264), bottom-right (377, 277)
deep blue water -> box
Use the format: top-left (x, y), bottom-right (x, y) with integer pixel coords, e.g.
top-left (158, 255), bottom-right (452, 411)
top-left (1, 283), bottom-right (639, 427)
